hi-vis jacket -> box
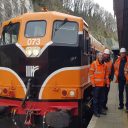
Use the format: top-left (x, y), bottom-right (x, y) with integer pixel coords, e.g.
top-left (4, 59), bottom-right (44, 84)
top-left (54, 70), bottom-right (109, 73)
top-left (124, 62), bottom-right (128, 84)
top-left (106, 60), bottom-right (112, 75)
top-left (114, 56), bottom-right (128, 83)
top-left (105, 60), bottom-right (114, 83)
top-left (89, 60), bottom-right (110, 87)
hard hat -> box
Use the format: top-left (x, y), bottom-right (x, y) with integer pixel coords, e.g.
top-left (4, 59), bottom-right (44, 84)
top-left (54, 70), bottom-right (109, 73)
top-left (104, 49), bottom-right (110, 54)
top-left (120, 48), bottom-right (126, 53)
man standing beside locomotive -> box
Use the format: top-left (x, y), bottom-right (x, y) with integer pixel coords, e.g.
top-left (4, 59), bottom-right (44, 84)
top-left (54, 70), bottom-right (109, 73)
top-left (103, 49), bottom-right (114, 110)
top-left (114, 48), bottom-right (128, 111)
top-left (89, 52), bottom-right (110, 117)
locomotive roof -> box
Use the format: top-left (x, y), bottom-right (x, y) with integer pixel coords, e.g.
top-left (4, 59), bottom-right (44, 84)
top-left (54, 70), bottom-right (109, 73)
top-left (2, 11), bottom-right (88, 27)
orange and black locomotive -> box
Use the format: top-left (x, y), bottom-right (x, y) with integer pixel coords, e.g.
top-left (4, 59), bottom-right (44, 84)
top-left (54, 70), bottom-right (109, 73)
top-left (0, 11), bottom-right (105, 128)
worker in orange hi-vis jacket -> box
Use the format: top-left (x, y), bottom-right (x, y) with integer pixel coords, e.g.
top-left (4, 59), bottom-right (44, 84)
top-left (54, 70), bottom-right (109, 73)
top-left (103, 49), bottom-right (114, 110)
top-left (89, 52), bottom-right (110, 117)
top-left (114, 48), bottom-right (128, 110)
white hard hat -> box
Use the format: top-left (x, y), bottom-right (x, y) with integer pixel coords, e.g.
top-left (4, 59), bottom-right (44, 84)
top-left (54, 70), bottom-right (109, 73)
top-left (120, 48), bottom-right (126, 53)
top-left (104, 49), bottom-right (110, 54)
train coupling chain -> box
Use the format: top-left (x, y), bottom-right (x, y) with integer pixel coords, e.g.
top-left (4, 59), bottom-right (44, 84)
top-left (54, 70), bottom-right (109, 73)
top-left (24, 110), bottom-right (34, 126)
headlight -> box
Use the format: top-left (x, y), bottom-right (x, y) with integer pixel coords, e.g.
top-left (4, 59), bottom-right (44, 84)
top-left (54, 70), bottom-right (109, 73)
top-left (32, 47), bottom-right (40, 56)
top-left (25, 47), bottom-right (32, 57)
top-left (25, 47), bottom-right (40, 57)
top-left (69, 90), bottom-right (75, 97)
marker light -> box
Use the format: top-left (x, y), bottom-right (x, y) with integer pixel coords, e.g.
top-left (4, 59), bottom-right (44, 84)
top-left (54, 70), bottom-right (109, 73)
top-left (3, 88), bottom-right (8, 94)
top-left (69, 90), bottom-right (75, 97)
top-left (62, 90), bottom-right (68, 96)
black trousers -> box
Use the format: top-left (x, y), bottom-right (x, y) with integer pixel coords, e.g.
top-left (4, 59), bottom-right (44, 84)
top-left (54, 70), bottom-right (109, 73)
top-left (93, 87), bottom-right (104, 114)
top-left (125, 85), bottom-right (128, 109)
top-left (103, 85), bottom-right (110, 107)
top-left (118, 80), bottom-right (128, 109)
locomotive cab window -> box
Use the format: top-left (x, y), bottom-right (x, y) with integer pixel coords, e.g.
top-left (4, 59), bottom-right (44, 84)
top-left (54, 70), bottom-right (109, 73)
top-left (52, 21), bottom-right (78, 45)
top-left (2, 23), bottom-right (20, 45)
top-left (25, 21), bottom-right (46, 37)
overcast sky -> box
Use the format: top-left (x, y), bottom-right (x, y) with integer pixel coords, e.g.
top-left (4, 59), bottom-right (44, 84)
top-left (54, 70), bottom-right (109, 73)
top-left (93, 0), bottom-right (114, 15)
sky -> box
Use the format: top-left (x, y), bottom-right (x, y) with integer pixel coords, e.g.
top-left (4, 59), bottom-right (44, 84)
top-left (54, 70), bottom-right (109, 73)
top-left (93, 0), bottom-right (114, 15)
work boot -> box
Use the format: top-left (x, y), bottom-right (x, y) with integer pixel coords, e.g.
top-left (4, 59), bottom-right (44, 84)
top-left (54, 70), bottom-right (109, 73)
top-left (99, 110), bottom-right (107, 115)
top-left (118, 106), bottom-right (124, 110)
top-left (94, 112), bottom-right (100, 117)
top-left (126, 109), bottom-right (128, 113)
top-left (103, 106), bottom-right (108, 110)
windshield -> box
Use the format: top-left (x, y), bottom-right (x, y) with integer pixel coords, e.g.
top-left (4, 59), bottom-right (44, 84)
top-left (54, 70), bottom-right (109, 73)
top-left (25, 21), bottom-right (46, 37)
top-left (52, 21), bottom-right (78, 45)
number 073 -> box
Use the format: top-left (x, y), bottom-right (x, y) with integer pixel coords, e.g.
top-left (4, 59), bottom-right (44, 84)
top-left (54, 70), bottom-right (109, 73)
top-left (27, 38), bottom-right (41, 46)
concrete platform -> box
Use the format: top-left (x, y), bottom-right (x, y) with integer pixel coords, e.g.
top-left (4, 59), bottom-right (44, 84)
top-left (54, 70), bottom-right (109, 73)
top-left (87, 82), bottom-right (128, 128)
